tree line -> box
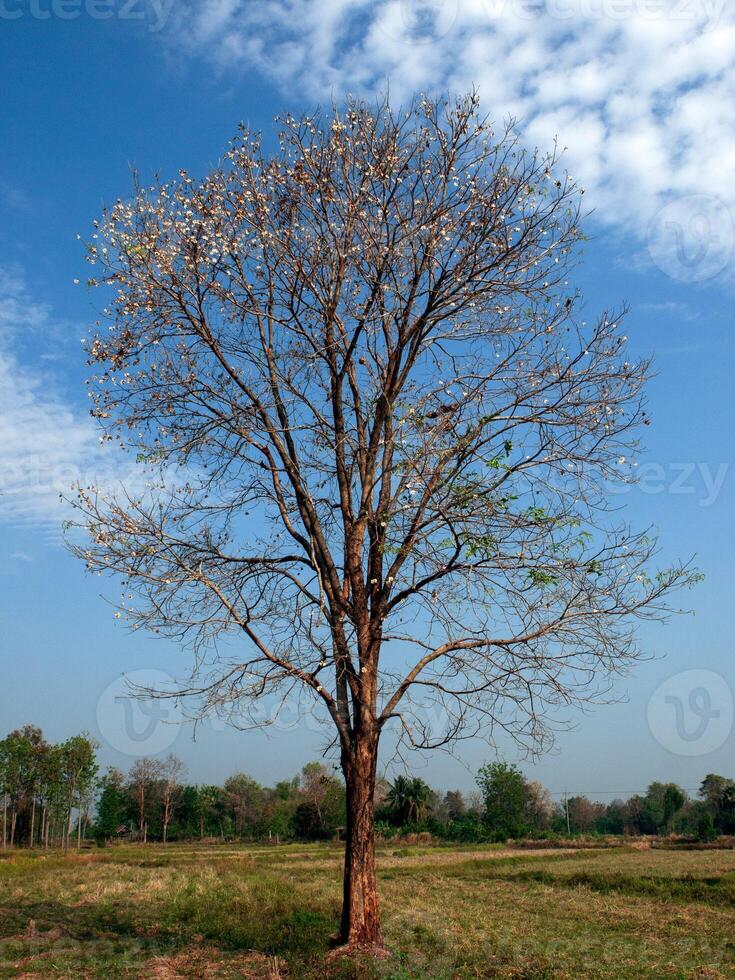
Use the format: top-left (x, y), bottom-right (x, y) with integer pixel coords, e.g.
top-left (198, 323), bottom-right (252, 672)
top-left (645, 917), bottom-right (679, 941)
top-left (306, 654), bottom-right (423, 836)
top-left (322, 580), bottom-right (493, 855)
top-left (95, 757), bottom-right (347, 844)
top-left (0, 726), bottom-right (98, 850)
top-left (3, 728), bottom-right (734, 848)
top-left (66, 759), bottom-right (735, 845)
top-left (465, 763), bottom-right (735, 843)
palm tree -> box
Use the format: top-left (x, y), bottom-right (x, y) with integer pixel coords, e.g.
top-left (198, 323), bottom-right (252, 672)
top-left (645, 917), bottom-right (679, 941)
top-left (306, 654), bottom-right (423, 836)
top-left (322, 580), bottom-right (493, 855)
top-left (386, 776), bottom-right (432, 825)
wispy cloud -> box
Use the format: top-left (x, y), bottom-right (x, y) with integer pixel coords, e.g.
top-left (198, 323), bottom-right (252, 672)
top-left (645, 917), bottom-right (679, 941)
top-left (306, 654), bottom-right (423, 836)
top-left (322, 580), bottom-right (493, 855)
top-left (0, 179), bottom-right (32, 213)
top-left (162, 0), bottom-right (735, 280)
top-left (636, 300), bottom-right (699, 322)
top-left (0, 265), bottom-right (50, 338)
top-left (10, 551), bottom-right (33, 562)
top-left (0, 268), bottom-right (148, 537)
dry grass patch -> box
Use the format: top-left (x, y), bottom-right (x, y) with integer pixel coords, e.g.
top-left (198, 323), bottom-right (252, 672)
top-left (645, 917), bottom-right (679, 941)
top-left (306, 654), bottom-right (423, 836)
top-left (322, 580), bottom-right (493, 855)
top-left (1, 843), bottom-right (734, 978)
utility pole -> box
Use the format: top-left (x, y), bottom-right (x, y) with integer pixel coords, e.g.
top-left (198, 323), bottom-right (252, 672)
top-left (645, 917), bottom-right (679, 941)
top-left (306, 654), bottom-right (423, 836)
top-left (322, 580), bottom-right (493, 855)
top-left (564, 789), bottom-right (571, 835)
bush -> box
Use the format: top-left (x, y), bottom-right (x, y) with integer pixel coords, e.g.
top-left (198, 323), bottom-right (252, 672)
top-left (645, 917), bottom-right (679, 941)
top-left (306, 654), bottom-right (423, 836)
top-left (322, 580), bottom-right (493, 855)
top-left (697, 811), bottom-right (717, 842)
top-left (375, 820), bottom-right (399, 840)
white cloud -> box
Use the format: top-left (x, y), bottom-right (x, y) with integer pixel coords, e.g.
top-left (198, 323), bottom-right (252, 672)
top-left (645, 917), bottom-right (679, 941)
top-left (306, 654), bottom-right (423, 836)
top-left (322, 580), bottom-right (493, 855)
top-left (164, 0), bottom-right (735, 279)
top-left (0, 270), bottom-right (147, 536)
top-left (0, 266), bottom-right (49, 337)
top-left (0, 345), bottom-right (101, 532)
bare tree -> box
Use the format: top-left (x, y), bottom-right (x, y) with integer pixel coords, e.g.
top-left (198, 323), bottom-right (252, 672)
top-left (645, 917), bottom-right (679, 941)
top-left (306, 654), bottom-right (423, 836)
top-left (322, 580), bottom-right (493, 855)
top-left (526, 780), bottom-right (553, 830)
top-left (159, 754), bottom-right (187, 844)
top-left (71, 93), bottom-right (696, 949)
top-left (127, 758), bottom-right (162, 844)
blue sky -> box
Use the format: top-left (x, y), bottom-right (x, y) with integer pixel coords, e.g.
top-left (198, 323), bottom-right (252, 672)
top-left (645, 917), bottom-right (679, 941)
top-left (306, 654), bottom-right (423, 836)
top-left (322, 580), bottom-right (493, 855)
top-left (1, 0), bottom-right (734, 799)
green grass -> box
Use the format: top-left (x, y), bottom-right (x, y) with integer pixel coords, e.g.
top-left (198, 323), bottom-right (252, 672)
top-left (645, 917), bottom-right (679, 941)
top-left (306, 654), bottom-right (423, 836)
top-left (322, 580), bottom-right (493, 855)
top-left (1, 842), bottom-right (734, 977)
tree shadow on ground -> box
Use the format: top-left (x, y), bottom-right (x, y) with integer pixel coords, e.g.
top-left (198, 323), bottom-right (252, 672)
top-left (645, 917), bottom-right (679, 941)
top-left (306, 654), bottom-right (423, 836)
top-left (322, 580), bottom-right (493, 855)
top-left (0, 894), bottom-right (340, 967)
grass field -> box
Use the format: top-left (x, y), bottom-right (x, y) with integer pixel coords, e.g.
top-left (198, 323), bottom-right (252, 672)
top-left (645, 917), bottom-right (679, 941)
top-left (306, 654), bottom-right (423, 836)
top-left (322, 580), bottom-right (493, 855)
top-left (1, 841), bottom-right (735, 978)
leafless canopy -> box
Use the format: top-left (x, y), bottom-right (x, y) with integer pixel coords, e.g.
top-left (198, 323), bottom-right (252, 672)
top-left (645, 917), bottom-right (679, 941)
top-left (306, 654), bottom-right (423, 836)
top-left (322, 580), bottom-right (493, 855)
top-left (72, 93), bottom-right (695, 761)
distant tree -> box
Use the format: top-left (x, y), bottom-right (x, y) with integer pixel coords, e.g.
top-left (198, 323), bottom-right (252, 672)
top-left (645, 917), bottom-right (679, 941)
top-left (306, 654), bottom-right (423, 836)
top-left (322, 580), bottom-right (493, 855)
top-left (699, 774), bottom-right (735, 833)
top-left (159, 755), bottom-right (187, 844)
top-left (444, 790), bottom-right (466, 822)
top-left (177, 785), bottom-right (200, 837)
top-left (224, 773), bottom-right (264, 838)
top-left (662, 784), bottom-right (686, 832)
top-left (71, 91), bottom-right (696, 947)
top-left (60, 734), bottom-right (99, 850)
top-left (563, 796), bottom-right (602, 834)
top-left (1, 731), bottom-right (49, 848)
top-left (38, 744), bottom-right (65, 848)
top-left (525, 781), bottom-right (553, 831)
top-left (273, 777), bottom-right (300, 801)
top-left (373, 776), bottom-right (391, 814)
top-left (0, 737), bottom-right (11, 848)
top-left (296, 763), bottom-right (346, 839)
top-left (386, 776), bottom-right (432, 826)
top-left (721, 785), bottom-right (735, 834)
top-left (622, 794), bottom-right (646, 835)
top-left (639, 782), bottom-right (685, 835)
top-left (2, 727), bottom-right (44, 847)
top-left (194, 785), bottom-right (225, 839)
top-left (476, 762), bottom-right (528, 839)
top-left (127, 758), bottom-right (163, 843)
top-left (0, 728), bottom-right (102, 849)
top-left (465, 791), bottom-right (484, 820)
top-left (699, 774), bottom-right (733, 809)
top-left (96, 768), bottom-right (129, 840)
top-left (597, 799), bottom-right (626, 835)
top-left (697, 808), bottom-right (717, 842)
top-left (16, 726), bottom-right (47, 848)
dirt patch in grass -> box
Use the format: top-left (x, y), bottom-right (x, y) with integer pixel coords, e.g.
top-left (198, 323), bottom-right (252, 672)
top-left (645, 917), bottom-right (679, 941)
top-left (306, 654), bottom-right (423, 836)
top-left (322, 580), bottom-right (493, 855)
top-left (144, 947), bottom-right (286, 979)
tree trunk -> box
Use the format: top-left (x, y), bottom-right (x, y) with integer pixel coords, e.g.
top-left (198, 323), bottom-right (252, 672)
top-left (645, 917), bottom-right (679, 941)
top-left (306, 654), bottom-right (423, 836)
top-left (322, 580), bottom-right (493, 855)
top-left (29, 796), bottom-right (36, 849)
top-left (66, 790), bottom-right (74, 852)
top-left (339, 736), bottom-right (382, 948)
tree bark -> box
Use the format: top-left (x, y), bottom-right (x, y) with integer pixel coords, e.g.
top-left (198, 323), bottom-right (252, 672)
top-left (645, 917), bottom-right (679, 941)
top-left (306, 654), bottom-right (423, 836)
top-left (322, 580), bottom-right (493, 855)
top-left (339, 735), bottom-right (382, 948)
top-left (163, 801), bottom-right (170, 845)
